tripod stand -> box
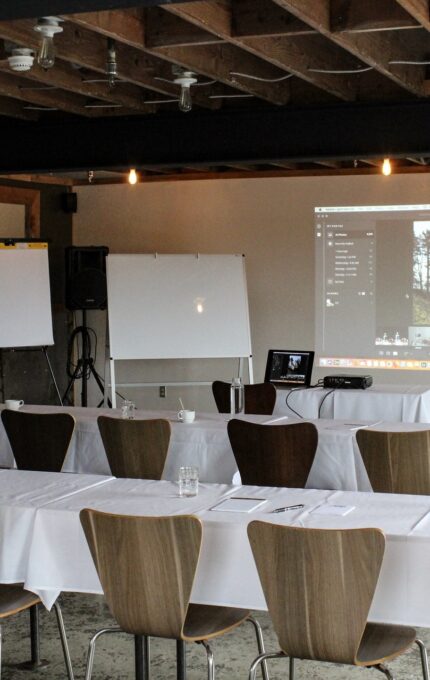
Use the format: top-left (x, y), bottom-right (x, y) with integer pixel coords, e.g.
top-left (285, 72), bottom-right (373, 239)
top-left (62, 310), bottom-right (108, 407)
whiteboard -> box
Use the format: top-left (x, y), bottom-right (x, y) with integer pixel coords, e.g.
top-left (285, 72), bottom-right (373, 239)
top-left (0, 244), bottom-right (54, 348)
top-left (107, 254), bottom-right (252, 360)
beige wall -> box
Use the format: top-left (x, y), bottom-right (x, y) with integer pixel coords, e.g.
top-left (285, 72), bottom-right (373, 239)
top-left (74, 173), bottom-right (430, 409)
top-left (0, 203), bottom-right (25, 238)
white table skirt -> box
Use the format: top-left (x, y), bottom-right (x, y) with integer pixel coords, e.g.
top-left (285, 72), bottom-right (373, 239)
top-left (3, 471), bottom-right (430, 627)
top-left (2, 405), bottom-right (430, 492)
top-left (275, 384), bottom-right (430, 422)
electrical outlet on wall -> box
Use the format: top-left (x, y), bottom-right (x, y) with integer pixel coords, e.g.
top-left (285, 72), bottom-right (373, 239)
top-left (159, 386), bottom-right (166, 398)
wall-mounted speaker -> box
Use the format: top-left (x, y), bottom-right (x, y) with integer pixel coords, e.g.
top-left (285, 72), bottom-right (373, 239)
top-left (65, 245), bottom-right (109, 310)
top-left (61, 192), bottom-right (78, 213)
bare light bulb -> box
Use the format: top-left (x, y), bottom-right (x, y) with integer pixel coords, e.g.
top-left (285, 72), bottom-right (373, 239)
top-left (38, 35), bottom-right (55, 69)
top-left (382, 158), bottom-right (392, 176)
top-left (179, 84), bottom-right (192, 113)
top-left (128, 168), bottom-right (138, 185)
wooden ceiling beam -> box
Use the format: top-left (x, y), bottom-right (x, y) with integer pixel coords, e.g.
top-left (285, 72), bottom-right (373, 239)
top-left (331, 0), bottom-right (420, 32)
top-left (0, 95), bottom-right (37, 120)
top-left (0, 60), bottom-right (155, 113)
top-left (0, 0), bottom-right (196, 22)
top-left (0, 19), bottom-right (193, 102)
top-left (394, 0), bottom-right (430, 30)
top-left (272, 0), bottom-right (426, 96)
top-left (232, 0), bottom-right (316, 38)
top-left (0, 71), bottom-right (93, 116)
top-left (163, 3), bottom-right (359, 101)
top-left (145, 7), bottom-right (223, 47)
top-left (67, 10), bottom-right (291, 104)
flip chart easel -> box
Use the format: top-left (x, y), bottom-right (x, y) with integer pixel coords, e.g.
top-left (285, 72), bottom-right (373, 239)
top-left (0, 241), bottom-right (62, 404)
top-left (106, 253), bottom-right (253, 407)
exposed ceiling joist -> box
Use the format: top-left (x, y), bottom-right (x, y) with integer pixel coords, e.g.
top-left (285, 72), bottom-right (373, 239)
top-left (394, 0), bottom-right (430, 31)
top-left (1, 100), bottom-right (430, 173)
top-left (0, 0), bottom-right (195, 22)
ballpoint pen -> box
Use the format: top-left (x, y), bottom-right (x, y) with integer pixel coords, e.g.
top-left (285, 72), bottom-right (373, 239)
top-left (271, 504), bottom-right (305, 513)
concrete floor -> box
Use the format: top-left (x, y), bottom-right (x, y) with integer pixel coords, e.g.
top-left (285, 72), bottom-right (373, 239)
top-left (1, 593), bottom-right (429, 680)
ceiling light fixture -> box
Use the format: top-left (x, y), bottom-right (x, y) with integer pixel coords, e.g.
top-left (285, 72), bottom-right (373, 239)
top-left (128, 168), bottom-right (138, 185)
top-left (34, 16), bottom-right (63, 70)
top-left (382, 158), bottom-right (392, 176)
top-left (8, 48), bottom-right (35, 72)
top-left (173, 68), bottom-right (197, 113)
top-left (106, 38), bottom-right (118, 89)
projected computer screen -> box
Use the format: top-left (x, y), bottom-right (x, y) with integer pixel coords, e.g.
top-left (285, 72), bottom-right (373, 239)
top-left (315, 204), bottom-right (430, 371)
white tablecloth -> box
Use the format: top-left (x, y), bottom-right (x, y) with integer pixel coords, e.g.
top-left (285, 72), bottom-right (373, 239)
top-left (275, 384), bottom-right (430, 422)
top-left (1, 405), bottom-right (430, 492)
top-left (4, 471), bottom-right (430, 627)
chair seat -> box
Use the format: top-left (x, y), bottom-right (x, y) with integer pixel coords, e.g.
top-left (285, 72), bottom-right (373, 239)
top-left (182, 604), bottom-right (250, 642)
top-left (356, 622), bottom-right (417, 666)
top-left (0, 584), bottom-right (41, 618)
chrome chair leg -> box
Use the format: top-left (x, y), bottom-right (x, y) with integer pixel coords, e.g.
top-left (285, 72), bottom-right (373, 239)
top-left (289, 656), bottom-right (295, 680)
top-left (247, 616), bottom-right (269, 680)
top-left (416, 639), bottom-right (430, 680)
top-left (249, 651), bottom-right (286, 680)
top-left (84, 627), bottom-right (123, 680)
top-left (374, 663), bottom-right (395, 680)
top-left (200, 640), bottom-right (214, 680)
top-left (53, 601), bottom-right (75, 680)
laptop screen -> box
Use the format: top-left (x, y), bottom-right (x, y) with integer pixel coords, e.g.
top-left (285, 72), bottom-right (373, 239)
top-left (264, 350), bottom-right (315, 387)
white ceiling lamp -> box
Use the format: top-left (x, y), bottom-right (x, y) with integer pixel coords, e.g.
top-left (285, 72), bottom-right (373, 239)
top-left (7, 48), bottom-right (35, 72)
top-left (173, 67), bottom-right (198, 112)
top-left (34, 17), bottom-right (63, 70)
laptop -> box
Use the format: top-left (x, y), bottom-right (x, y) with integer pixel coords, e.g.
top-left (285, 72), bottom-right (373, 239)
top-left (264, 349), bottom-right (315, 388)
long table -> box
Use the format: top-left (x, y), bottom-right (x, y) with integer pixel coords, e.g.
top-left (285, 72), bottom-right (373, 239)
top-left (1, 405), bottom-right (430, 491)
top-left (275, 384), bottom-right (430, 421)
top-left (3, 470), bottom-right (430, 627)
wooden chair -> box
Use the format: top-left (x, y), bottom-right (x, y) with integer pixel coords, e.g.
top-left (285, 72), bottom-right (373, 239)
top-left (0, 585), bottom-right (74, 679)
top-left (1, 410), bottom-right (75, 472)
top-left (356, 429), bottom-right (430, 494)
top-left (247, 523), bottom-right (429, 680)
top-left (212, 381), bottom-right (276, 415)
top-left (227, 419), bottom-right (318, 487)
top-left (97, 416), bottom-right (171, 479)
top-left (80, 510), bottom-right (268, 680)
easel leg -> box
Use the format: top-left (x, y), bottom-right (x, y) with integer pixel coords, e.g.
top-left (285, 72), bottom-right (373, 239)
top-left (110, 359), bottom-right (117, 408)
top-left (42, 347), bottom-right (63, 406)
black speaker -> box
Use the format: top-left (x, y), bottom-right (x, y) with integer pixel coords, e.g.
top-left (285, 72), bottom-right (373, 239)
top-left (65, 246), bottom-right (109, 310)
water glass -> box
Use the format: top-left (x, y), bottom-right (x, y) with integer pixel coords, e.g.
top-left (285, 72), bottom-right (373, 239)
top-left (121, 400), bottom-right (136, 419)
top-left (178, 466), bottom-right (199, 497)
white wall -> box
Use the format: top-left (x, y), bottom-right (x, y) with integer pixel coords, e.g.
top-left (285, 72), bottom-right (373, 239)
top-left (74, 172), bottom-right (430, 409)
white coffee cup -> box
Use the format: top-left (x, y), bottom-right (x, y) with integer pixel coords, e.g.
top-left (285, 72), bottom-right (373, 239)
top-left (178, 409), bottom-right (195, 424)
top-left (5, 399), bottom-right (24, 411)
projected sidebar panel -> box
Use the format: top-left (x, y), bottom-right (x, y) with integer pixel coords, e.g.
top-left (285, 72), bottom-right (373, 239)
top-left (315, 205), bottom-right (430, 370)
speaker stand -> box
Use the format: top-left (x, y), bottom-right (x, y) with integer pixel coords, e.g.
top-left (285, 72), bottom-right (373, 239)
top-left (62, 310), bottom-right (109, 407)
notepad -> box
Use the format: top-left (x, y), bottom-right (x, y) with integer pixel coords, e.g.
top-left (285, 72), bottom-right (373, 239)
top-left (209, 497), bottom-right (267, 513)
top-left (311, 504), bottom-right (355, 517)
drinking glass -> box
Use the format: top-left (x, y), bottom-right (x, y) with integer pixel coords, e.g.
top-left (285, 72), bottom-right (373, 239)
top-left (121, 400), bottom-right (136, 419)
top-left (178, 466), bottom-right (199, 497)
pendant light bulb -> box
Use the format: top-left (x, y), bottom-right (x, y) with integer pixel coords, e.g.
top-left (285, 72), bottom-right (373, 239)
top-left (34, 17), bottom-right (63, 70)
top-left (173, 69), bottom-right (197, 113)
top-left (128, 168), bottom-right (138, 185)
top-left (38, 36), bottom-right (55, 69)
top-left (179, 84), bottom-right (193, 113)
top-left (382, 158), bottom-right (392, 176)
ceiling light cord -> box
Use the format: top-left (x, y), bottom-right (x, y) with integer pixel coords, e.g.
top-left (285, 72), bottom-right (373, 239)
top-left (307, 66), bottom-right (373, 74)
top-left (230, 71), bottom-right (292, 82)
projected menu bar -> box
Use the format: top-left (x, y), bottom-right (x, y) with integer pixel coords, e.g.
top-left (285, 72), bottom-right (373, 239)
top-left (320, 357), bottom-right (430, 370)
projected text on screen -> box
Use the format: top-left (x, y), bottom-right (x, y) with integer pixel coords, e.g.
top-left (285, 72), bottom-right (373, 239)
top-left (315, 204), bottom-right (430, 371)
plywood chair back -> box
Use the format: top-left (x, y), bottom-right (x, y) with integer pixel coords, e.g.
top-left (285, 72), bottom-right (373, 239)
top-left (97, 416), bottom-right (171, 479)
top-left (212, 381), bottom-right (276, 415)
top-left (248, 523), bottom-right (385, 664)
top-left (80, 510), bottom-right (202, 638)
top-left (1, 410), bottom-right (75, 472)
top-left (227, 419), bottom-right (318, 487)
top-left (356, 428), bottom-right (430, 494)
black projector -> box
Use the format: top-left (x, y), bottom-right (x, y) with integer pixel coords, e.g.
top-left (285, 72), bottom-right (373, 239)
top-left (323, 375), bottom-right (373, 389)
